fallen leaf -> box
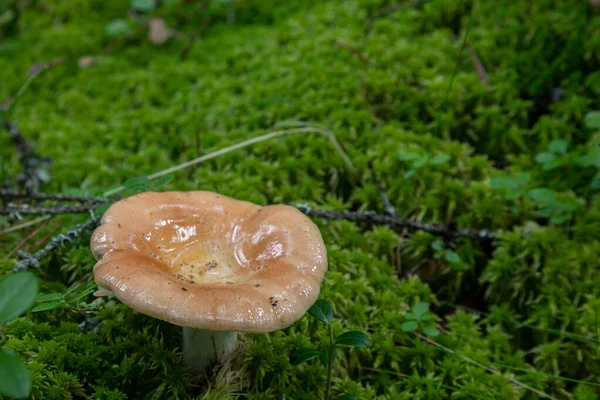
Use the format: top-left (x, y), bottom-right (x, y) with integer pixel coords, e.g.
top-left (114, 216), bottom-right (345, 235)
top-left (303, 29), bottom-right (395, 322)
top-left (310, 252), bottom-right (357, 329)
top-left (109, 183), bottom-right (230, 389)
top-left (148, 17), bottom-right (170, 45)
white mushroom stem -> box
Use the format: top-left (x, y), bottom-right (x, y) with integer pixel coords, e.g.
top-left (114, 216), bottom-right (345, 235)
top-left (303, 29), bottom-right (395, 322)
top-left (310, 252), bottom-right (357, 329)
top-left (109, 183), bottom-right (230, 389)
top-left (181, 327), bottom-right (238, 375)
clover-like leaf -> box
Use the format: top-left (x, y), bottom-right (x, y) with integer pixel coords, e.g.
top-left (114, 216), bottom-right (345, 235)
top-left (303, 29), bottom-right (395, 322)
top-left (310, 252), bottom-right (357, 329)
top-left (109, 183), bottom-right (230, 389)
top-left (423, 324), bottom-right (440, 337)
top-left (308, 299), bottom-right (333, 324)
top-left (123, 175), bottom-right (150, 192)
top-left (444, 251), bottom-right (461, 264)
top-left (412, 302), bottom-right (429, 318)
top-left (401, 320), bottom-right (418, 332)
top-left (584, 111), bottom-right (600, 129)
top-left (548, 140), bottom-right (568, 154)
top-left (0, 272), bottom-right (38, 325)
top-left (335, 331), bottom-right (370, 348)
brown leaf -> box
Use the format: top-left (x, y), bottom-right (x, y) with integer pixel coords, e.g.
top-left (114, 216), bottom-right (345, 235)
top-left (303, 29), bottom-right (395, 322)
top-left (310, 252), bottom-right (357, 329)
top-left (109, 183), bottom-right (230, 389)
top-left (148, 17), bottom-right (170, 45)
top-left (78, 56), bottom-right (96, 68)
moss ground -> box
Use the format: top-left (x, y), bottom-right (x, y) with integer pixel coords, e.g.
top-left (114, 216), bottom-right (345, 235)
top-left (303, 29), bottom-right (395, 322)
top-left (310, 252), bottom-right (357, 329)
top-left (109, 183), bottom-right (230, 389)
top-left (1, 0), bottom-right (600, 398)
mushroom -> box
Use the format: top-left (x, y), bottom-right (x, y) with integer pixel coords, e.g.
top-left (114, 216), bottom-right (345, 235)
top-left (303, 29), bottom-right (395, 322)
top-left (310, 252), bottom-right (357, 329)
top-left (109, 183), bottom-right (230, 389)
top-left (90, 191), bottom-right (327, 375)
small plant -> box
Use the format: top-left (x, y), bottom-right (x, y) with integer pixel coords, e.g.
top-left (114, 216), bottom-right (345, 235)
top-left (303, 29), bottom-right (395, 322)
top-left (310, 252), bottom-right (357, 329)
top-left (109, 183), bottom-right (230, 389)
top-left (399, 151), bottom-right (451, 180)
top-left (290, 299), bottom-right (370, 400)
top-left (535, 139), bottom-right (568, 171)
top-left (31, 283), bottom-right (109, 313)
top-left (400, 301), bottom-right (440, 337)
top-left (0, 272), bottom-right (38, 399)
top-left (431, 239), bottom-right (461, 265)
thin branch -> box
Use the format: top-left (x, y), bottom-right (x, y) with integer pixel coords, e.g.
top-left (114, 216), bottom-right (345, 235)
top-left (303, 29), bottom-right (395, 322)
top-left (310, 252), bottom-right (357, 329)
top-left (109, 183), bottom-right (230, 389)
top-left (415, 333), bottom-right (558, 400)
top-left (103, 126), bottom-right (358, 196)
top-left (0, 215), bottom-right (51, 236)
top-left (368, 160), bottom-right (396, 217)
top-left (466, 38), bottom-right (489, 86)
top-left (180, 16), bottom-right (211, 61)
top-left (0, 204), bottom-right (100, 216)
top-left (293, 205), bottom-right (496, 241)
top-left (0, 190), bottom-right (109, 204)
top-left (333, 40), bottom-right (370, 67)
top-left (4, 219), bottom-right (51, 259)
top-left (12, 217), bottom-right (100, 272)
top-left (26, 222), bottom-right (63, 252)
top-left (2, 121), bottom-right (52, 191)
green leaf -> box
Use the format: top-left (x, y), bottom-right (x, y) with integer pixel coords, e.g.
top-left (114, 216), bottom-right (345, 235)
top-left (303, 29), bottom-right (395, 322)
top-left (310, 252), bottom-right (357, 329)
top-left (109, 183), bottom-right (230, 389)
top-left (429, 154), bottom-right (451, 165)
top-left (404, 312), bottom-right (417, 320)
top-left (549, 139), bottom-right (568, 154)
top-left (422, 324), bottom-right (440, 337)
top-left (420, 313), bottom-right (434, 322)
top-left (36, 293), bottom-right (63, 302)
top-left (131, 0), bottom-right (156, 12)
top-left (444, 251), bottom-right (461, 264)
top-left (535, 152), bottom-right (556, 164)
top-left (319, 348), bottom-right (337, 368)
top-left (95, 203), bottom-right (111, 215)
top-left (490, 176), bottom-right (518, 190)
top-left (412, 302), bottom-right (429, 318)
top-left (335, 331), bottom-right (370, 348)
top-left (528, 188), bottom-right (556, 204)
top-left (105, 19), bottom-right (131, 38)
top-left (0, 349), bottom-right (31, 398)
top-left (431, 239), bottom-right (444, 252)
top-left (541, 157), bottom-right (564, 171)
top-left (401, 320), bottom-right (418, 332)
top-left (584, 111), bottom-right (600, 129)
top-left (308, 299), bottom-right (333, 324)
top-left (63, 284), bottom-right (82, 296)
top-left (123, 175), bottom-right (149, 191)
top-left (31, 301), bottom-right (63, 312)
top-left (290, 348), bottom-right (324, 365)
top-left (332, 395), bottom-right (357, 400)
top-left (592, 173), bottom-right (600, 190)
top-left (149, 175), bottom-right (173, 189)
top-left (0, 272), bottom-right (38, 325)
top-left (67, 285), bottom-right (97, 303)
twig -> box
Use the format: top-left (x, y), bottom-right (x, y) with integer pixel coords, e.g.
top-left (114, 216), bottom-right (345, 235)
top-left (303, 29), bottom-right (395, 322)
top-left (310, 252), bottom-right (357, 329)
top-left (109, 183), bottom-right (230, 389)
top-left (364, 0), bottom-right (430, 36)
top-left (4, 219), bottom-right (51, 259)
top-left (0, 215), bottom-right (51, 236)
top-left (26, 222), bottom-right (64, 252)
top-left (2, 121), bottom-right (52, 191)
top-left (0, 204), bottom-right (101, 216)
top-left (414, 333), bottom-right (558, 400)
top-left (103, 126), bottom-right (358, 196)
top-left (333, 40), bottom-right (370, 67)
top-left (12, 217), bottom-right (100, 272)
top-left (367, 160), bottom-right (396, 217)
top-left (466, 38), bottom-right (489, 86)
top-left (293, 205), bottom-right (496, 241)
top-left (180, 16), bottom-right (211, 61)
top-left (0, 190), bottom-right (109, 204)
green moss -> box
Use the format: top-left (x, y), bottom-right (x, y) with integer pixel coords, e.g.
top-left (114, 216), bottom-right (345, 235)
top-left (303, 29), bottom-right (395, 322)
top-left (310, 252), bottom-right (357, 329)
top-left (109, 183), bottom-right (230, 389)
top-left (1, 0), bottom-right (600, 398)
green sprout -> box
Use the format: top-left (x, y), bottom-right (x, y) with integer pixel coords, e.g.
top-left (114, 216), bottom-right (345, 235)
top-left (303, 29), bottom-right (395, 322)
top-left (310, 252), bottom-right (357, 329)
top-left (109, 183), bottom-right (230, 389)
top-left (401, 301), bottom-right (440, 338)
top-left (290, 299), bottom-right (370, 400)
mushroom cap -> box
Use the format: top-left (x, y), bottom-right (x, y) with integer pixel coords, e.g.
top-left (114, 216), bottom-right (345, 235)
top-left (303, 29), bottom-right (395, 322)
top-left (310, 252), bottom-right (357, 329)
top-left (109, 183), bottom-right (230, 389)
top-left (90, 191), bottom-right (327, 333)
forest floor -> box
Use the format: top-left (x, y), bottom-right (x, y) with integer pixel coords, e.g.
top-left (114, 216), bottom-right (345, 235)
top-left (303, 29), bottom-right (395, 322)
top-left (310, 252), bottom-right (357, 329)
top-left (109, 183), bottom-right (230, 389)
top-left (1, 1), bottom-right (600, 399)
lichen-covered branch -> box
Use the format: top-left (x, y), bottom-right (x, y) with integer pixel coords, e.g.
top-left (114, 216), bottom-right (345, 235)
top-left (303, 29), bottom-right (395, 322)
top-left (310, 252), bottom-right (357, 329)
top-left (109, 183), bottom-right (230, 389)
top-left (294, 205), bottom-right (496, 241)
top-left (0, 189), bottom-right (109, 204)
top-left (12, 217), bottom-right (100, 272)
top-left (0, 204), bottom-right (100, 216)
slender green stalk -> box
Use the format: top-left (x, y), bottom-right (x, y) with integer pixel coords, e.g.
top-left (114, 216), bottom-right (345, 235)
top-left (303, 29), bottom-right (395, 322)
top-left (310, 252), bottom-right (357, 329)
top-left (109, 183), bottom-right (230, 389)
top-left (325, 323), bottom-right (334, 400)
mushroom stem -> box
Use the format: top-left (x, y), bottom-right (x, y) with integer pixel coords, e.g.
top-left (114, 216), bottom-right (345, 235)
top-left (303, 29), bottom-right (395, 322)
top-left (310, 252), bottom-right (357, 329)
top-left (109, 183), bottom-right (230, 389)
top-left (181, 327), bottom-right (238, 375)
